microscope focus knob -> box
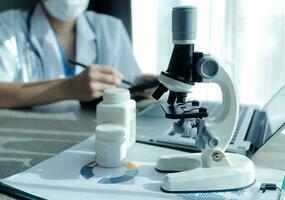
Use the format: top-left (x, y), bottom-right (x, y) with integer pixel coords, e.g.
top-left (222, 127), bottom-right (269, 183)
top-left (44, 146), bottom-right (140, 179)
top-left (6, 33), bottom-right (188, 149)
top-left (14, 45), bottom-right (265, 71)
top-left (196, 57), bottom-right (219, 79)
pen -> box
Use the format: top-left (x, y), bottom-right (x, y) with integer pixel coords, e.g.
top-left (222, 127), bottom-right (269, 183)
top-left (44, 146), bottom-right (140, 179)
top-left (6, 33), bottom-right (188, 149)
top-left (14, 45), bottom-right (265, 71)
top-left (0, 182), bottom-right (45, 200)
top-left (68, 59), bottom-right (134, 86)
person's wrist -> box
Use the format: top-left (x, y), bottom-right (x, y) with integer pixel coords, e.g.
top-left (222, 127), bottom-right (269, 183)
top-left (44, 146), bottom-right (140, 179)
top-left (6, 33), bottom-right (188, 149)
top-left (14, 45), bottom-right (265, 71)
top-left (62, 78), bottom-right (77, 100)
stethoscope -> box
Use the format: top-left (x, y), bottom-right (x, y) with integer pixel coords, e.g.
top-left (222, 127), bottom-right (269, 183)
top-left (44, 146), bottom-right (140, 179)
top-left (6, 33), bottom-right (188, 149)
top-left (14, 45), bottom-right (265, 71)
top-left (24, 4), bottom-right (98, 77)
top-left (25, 5), bottom-right (44, 71)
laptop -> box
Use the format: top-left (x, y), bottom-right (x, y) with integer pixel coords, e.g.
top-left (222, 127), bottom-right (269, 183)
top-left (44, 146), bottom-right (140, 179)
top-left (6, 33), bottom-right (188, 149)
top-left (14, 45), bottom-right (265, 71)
top-left (136, 85), bottom-right (285, 156)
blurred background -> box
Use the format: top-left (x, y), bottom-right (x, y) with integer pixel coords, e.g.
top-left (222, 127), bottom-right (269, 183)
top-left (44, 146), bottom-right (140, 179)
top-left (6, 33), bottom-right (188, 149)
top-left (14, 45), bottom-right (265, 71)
top-left (132, 0), bottom-right (285, 106)
top-left (0, 0), bottom-right (285, 106)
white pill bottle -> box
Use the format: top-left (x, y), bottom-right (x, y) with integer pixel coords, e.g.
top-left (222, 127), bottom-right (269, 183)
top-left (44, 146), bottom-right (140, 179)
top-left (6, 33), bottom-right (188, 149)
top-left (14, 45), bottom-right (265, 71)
top-left (96, 88), bottom-right (136, 148)
top-left (95, 124), bottom-right (127, 167)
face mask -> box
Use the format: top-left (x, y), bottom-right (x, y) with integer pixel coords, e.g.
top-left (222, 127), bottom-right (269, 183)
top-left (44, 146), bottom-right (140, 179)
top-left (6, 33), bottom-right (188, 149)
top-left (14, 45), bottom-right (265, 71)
top-left (43, 0), bottom-right (90, 22)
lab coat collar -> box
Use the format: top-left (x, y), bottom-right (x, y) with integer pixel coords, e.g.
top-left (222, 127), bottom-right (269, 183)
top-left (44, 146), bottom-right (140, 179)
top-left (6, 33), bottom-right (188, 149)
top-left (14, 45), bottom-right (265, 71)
top-left (29, 3), bottom-right (65, 79)
top-left (29, 3), bottom-right (97, 77)
top-left (75, 13), bottom-right (97, 74)
top-left (29, 3), bottom-right (53, 40)
top-left (76, 13), bottom-right (96, 44)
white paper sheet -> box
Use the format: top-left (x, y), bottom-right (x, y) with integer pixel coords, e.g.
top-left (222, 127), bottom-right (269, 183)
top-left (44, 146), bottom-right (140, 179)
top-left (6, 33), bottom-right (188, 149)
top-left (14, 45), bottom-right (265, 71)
top-left (1, 135), bottom-right (285, 200)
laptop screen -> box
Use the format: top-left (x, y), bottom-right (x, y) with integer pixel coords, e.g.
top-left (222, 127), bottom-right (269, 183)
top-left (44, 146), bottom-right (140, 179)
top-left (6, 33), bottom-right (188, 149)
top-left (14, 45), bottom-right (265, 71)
top-left (247, 85), bottom-right (285, 156)
top-left (263, 85), bottom-right (285, 135)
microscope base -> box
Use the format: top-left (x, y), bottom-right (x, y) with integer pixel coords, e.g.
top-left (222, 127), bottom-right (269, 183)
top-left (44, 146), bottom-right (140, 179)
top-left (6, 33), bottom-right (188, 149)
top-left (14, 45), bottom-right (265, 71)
top-left (156, 153), bottom-right (255, 192)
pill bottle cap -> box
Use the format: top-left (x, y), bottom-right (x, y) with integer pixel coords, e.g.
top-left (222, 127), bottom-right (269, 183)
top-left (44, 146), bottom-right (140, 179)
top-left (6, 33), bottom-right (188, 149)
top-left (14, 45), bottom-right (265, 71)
top-left (103, 88), bottom-right (130, 104)
top-left (95, 124), bottom-right (126, 141)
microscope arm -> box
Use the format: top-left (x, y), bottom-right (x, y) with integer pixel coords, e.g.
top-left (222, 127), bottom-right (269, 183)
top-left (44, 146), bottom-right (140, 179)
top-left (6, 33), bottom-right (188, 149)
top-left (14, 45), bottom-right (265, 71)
top-left (204, 66), bottom-right (239, 151)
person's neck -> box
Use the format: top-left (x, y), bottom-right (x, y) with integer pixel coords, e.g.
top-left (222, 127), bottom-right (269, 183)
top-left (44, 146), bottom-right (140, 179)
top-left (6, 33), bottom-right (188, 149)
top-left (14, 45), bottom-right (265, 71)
top-left (44, 10), bottom-right (75, 36)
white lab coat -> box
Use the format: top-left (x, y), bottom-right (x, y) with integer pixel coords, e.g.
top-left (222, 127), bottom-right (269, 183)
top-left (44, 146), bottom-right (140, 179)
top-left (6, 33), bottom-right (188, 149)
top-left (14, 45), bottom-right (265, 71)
top-left (0, 3), bottom-right (142, 83)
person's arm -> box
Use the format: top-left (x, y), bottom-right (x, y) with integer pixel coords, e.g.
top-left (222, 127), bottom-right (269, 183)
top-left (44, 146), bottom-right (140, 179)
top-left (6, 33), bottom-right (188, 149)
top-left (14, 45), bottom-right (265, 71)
top-left (0, 79), bottom-right (73, 108)
top-left (0, 65), bottom-right (122, 108)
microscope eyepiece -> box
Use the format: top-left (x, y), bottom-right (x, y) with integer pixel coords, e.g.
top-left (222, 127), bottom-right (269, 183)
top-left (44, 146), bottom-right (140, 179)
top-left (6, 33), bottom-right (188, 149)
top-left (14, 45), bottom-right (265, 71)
top-left (172, 6), bottom-right (197, 44)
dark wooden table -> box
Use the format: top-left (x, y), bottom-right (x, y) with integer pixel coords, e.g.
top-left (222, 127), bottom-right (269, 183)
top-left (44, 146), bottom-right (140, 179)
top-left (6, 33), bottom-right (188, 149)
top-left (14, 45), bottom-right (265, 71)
top-left (0, 101), bottom-right (97, 199)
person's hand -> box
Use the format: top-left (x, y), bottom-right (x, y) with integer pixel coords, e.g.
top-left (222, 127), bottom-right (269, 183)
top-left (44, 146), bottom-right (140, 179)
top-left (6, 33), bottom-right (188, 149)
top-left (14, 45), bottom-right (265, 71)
top-left (69, 64), bottom-right (123, 101)
top-left (134, 74), bottom-right (158, 99)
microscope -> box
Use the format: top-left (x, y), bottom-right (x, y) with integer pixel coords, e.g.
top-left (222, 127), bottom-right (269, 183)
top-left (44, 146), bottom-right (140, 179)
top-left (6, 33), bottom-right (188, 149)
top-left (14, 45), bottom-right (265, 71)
top-left (152, 6), bottom-right (255, 192)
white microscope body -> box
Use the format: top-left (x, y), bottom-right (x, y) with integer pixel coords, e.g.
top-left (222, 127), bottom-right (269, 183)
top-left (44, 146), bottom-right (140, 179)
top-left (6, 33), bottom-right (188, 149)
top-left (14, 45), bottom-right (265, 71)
top-left (152, 6), bottom-right (255, 192)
